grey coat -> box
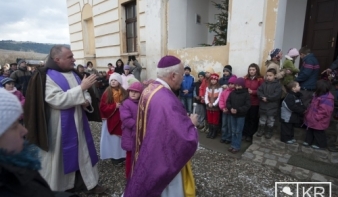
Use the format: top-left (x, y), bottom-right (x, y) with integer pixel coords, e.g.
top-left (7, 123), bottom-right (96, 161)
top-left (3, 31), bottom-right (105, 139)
top-left (129, 60), bottom-right (142, 81)
top-left (257, 79), bottom-right (282, 116)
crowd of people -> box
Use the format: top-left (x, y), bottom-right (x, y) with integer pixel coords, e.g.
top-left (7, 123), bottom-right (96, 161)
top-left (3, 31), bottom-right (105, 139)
top-left (0, 44), bottom-right (337, 196)
top-left (181, 46), bottom-right (337, 153)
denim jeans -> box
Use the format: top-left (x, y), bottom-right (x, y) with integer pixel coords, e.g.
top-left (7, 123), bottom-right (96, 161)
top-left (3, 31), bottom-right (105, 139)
top-left (230, 116), bottom-right (245, 150)
top-left (180, 97), bottom-right (192, 114)
top-left (221, 113), bottom-right (231, 141)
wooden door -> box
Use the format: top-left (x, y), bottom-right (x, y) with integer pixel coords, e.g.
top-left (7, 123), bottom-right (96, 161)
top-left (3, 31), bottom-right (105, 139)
top-left (302, 0), bottom-right (338, 73)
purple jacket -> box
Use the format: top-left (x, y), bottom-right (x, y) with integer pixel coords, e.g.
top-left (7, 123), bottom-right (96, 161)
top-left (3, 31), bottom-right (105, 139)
top-left (120, 97), bottom-right (139, 151)
top-left (304, 92), bottom-right (334, 130)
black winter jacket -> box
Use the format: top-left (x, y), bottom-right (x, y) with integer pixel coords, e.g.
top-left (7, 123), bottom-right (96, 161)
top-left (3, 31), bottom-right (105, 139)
top-left (226, 88), bottom-right (251, 117)
top-left (257, 79), bottom-right (282, 116)
top-left (281, 91), bottom-right (307, 123)
top-left (194, 80), bottom-right (203, 104)
top-left (0, 163), bottom-right (54, 197)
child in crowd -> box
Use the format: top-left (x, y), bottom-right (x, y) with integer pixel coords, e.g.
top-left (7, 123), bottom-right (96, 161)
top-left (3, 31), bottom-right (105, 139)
top-left (280, 81), bottom-right (306, 144)
top-left (219, 65), bottom-right (234, 89)
top-left (205, 73), bottom-right (222, 139)
top-left (121, 64), bottom-right (136, 90)
top-left (180, 66), bottom-right (195, 115)
top-left (282, 48), bottom-right (300, 87)
top-left (303, 80), bottom-right (334, 149)
top-left (199, 67), bottom-right (214, 133)
top-left (257, 68), bottom-right (282, 139)
top-left (226, 78), bottom-right (251, 153)
top-left (99, 73), bottom-right (127, 164)
top-left (1, 78), bottom-right (25, 123)
top-left (219, 75), bottom-right (237, 144)
top-left (120, 82), bottom-right (144, 179)
top-left (194, 71), bottom-right (206, 129)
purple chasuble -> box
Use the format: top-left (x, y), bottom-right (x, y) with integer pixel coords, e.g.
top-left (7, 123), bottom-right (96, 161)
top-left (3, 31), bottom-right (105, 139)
top-left (124, 81), bottom-right (198, 197)
top-left (47, 69), bottom-right (98, 174)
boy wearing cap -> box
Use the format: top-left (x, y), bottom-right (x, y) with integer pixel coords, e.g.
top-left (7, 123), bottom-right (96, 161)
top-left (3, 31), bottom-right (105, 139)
top-left (226, 77), bottom-right (251, 153)
top-left (180, 65), bottom-right (195, 114)
top-left (219, 65), bottom-right (234, 89)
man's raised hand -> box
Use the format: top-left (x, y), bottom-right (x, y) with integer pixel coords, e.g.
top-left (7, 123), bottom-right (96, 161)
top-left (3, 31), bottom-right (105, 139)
top-left (81, 74), bottom-right (97, 90)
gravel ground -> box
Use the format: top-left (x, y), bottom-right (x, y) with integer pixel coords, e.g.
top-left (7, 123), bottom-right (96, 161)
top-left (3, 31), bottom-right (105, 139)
top-left (78, 122), bottom-right (299, 197)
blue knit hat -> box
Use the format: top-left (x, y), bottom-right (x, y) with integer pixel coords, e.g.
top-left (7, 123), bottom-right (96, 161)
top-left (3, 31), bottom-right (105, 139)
top-left (1, 78), bottom-right (14, 86)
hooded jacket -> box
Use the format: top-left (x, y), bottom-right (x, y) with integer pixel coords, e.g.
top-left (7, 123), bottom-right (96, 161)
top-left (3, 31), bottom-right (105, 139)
top-left (257, 79), bottom-right (282, 116)
top-left (281, 91), bottom-right (306, 123)
top-left (226, 88), bottom-right (251, 117)
top-left (180, 74), bottom-right (194, 98)
top-left (120, 98), bottom-right (138, 152)
top-left (304, 92), bottom-right (334, 130)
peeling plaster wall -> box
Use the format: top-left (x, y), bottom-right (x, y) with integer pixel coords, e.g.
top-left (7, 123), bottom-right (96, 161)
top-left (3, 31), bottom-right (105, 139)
top-left (168, 46), bottom-right (229, 78)
top-left (261, 0), bottom-right (279, 74)
top-left (227, 0), bottom-right (266, 77)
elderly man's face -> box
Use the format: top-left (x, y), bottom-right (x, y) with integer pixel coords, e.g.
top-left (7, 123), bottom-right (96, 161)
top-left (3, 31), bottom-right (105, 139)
top-left (56, 48), bottom-right (76, 71)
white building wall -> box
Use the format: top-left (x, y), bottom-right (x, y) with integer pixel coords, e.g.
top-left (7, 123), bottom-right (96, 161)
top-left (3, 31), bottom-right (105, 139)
top-left (228, 0), bottom-right (265, 77)
top-left (168, 0), bottom-right (188, 49)
top-left (186, 0), bottom-right (209, 48)
top-left (145, 0), bottom-right (167, 80)
top-left (281, 0), bottom-right (307, 67)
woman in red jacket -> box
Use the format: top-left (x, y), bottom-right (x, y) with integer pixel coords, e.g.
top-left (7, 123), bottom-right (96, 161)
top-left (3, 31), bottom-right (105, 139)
top-left (242, 63), bottom-right (263, 142)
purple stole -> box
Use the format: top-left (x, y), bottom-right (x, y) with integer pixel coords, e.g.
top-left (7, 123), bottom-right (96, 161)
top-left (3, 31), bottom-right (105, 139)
top-left (132, 82), bottom-right (164, 173)
top-left (47, 69), bottom-right (98, 174)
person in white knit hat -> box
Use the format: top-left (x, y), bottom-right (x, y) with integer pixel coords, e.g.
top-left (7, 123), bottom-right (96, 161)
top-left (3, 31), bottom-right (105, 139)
top-left (0, 88), bottom-right (56, 196)
top-left (99, 72), bottom-right (127, 165)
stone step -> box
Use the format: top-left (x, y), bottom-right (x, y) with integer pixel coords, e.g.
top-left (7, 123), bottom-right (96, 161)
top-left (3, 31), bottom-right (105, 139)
top-left (252, 130), bottom-right (338, 164)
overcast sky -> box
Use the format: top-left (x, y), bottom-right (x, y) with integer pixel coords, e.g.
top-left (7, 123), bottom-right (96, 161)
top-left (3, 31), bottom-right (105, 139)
top-left (0, 1), bottom-right (70, 44)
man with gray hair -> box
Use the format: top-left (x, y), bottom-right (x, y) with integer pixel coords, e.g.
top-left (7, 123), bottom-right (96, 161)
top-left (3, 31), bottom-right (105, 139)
top-left (24, 45), bottom-right (105, 194)
top-left (124, 55), bottom-right (199, 197)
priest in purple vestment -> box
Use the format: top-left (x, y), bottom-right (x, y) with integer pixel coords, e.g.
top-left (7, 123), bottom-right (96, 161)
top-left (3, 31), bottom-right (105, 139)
top-left (123, 56), bottom-right (199, 197)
